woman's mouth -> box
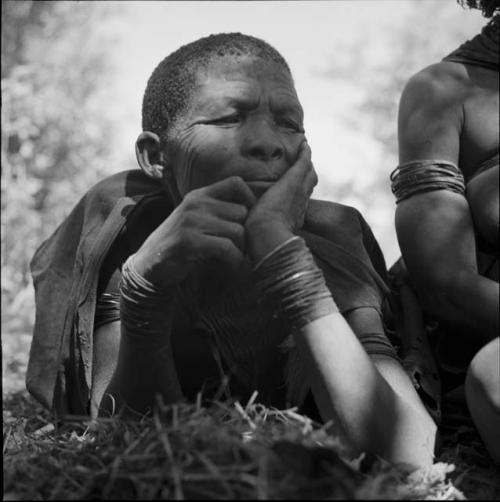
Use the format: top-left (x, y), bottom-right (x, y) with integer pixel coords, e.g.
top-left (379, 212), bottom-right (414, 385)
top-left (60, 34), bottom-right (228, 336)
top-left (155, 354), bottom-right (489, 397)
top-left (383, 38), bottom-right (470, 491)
top-left (245, 180), bottom-right (276, 197)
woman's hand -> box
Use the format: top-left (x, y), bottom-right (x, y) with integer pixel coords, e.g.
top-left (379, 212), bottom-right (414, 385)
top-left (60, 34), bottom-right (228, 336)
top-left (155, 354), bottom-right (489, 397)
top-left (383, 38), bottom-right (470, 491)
top-left (131, 176), bottom-right (256, 288)
top-left (245, 142), bottom-right (317, 263)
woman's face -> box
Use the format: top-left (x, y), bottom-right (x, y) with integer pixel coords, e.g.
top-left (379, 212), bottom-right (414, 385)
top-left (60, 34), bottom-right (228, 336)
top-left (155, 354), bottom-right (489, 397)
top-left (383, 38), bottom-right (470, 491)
top-left (165, 55), bottom-right (306, 198)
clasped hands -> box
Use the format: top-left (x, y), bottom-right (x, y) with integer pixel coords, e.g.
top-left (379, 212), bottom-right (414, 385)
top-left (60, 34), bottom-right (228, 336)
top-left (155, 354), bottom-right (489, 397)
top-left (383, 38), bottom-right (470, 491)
top-left (132, 142), bottom-right (317, 288)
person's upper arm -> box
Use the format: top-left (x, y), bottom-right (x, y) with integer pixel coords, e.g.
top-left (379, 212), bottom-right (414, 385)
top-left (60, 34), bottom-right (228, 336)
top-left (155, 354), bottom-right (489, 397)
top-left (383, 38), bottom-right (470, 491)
top-left (398, 64), bottom-right (463, 164)
top-left (395, 66), bottom-right (479, 314)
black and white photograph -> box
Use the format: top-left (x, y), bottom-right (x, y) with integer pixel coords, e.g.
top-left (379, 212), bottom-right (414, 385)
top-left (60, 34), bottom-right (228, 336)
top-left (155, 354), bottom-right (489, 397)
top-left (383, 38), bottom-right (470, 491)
top-left (2, 0), bottom-right (499, 499)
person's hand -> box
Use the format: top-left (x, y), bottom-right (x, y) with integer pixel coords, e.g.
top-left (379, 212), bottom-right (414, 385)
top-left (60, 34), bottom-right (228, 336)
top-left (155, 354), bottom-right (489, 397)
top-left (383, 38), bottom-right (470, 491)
top-left (245, 142), bottom-right (317, 263)
top-left (131, 177), bottom-right (256, 288)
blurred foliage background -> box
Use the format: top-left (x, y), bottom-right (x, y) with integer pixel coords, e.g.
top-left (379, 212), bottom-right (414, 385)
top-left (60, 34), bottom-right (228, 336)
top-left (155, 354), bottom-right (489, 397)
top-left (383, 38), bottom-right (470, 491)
top-left (2, 1), bottom-right (119, 333)
top-left (1, 0), bottom-right (485, 340)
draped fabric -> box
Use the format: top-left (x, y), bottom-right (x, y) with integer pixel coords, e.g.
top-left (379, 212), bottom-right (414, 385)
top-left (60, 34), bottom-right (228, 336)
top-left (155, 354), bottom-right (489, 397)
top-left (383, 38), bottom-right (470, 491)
top-left (443, 16), bottom-right (499, 70)
top-left (28, 169), bottom-right (391, 416)
top-left (28, 171), bottom-right (169, 416)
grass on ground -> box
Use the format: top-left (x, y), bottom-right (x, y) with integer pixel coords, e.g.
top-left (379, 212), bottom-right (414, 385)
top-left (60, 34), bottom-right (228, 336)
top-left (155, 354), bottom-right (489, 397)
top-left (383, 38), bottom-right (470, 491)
top-left (3, 332), bottom-right (499, 500)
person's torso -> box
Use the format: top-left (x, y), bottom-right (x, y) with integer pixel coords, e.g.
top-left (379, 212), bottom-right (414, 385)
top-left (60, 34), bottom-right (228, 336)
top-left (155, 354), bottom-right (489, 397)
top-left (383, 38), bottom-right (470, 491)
top-left (430, 61), bottom-right (499, 252)
top-left (457, 64), bottom-right (499, 179)
top-left (441, 18), bottom-right (499, 178)
top-left (170, 267), bottom-right (291, 405)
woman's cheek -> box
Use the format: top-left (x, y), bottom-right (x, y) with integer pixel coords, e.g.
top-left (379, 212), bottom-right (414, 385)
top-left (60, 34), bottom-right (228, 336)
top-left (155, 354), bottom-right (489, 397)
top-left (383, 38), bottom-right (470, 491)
top-left (284, 133), bottom-right (306, 166)
top-left (171, 132), bottom-right (201, 196)
top-left (183, 132), bottom-right (240, 190)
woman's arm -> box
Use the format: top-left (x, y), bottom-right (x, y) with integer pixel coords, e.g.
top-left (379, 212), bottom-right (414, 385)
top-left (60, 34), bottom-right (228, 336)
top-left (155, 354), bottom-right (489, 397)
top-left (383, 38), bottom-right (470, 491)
top-left (396, 65), bottom-right (499, 342)
top-left (92, 315), bottom-right (183, 419)
top-left (246, 144), bottom-right (436, 469)
top-left (90, 177), bottom-right (256, 418)
top-left (297, 308), bottom-right (435, 468)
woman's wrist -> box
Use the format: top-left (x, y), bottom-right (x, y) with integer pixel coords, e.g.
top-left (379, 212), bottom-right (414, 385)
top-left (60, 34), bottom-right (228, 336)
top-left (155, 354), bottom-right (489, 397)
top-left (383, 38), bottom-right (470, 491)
top-left (128, 250), bottom-right (164, 287)
top-left (252, 236), bottom-right (339, 329)
top-left (130, 243), bottom-right (189, 289)
top-left (120, 256), bottom-right (174, 343)
top-left (245, 218), bottom-right (295, 265)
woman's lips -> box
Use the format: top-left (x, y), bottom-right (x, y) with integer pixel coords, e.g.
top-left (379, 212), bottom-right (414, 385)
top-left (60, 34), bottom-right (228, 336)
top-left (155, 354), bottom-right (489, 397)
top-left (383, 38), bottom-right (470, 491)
top-left (246, 180), bottom-right (276, 197)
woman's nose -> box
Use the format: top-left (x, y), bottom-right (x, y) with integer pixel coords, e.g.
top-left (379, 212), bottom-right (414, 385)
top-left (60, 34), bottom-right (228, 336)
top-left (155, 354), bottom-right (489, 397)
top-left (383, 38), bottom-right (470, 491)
top-left (242, 120), bottom-right (284, 162)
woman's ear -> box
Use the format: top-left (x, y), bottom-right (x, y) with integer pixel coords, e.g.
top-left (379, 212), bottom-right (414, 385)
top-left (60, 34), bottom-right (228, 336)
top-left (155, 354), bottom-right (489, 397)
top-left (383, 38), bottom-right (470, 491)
top-left (136, 131), bottom-right (183, 205)
top-left (135, 131), bottom-right (164, 179)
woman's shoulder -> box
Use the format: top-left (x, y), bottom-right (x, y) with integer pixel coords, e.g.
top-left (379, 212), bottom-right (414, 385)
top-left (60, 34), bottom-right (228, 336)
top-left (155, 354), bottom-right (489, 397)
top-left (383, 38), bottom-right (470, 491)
top-left (401, 62), bottom-right (470, 115)
top-left (306, 198), bottom-right (363, 224)
top-left (305, 199), bottom-right (386, 272)
top-left (84, 169), bottom-right (163, 205)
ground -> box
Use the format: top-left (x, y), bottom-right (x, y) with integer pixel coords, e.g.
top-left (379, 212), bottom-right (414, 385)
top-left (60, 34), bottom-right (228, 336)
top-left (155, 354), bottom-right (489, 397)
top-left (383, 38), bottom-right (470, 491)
top-left (3, 331), bottom-right (500, 500)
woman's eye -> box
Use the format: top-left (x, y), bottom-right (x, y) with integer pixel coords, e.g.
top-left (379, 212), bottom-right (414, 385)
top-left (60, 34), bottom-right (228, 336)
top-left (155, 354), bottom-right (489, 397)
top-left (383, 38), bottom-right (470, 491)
top-left (211, 115), bottom-right (240, 125)
top-left (276, 118), bottom-right (303, 132)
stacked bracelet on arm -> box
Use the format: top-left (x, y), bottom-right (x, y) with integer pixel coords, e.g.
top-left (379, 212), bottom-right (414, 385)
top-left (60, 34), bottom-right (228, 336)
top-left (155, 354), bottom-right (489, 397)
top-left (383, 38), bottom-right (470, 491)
top-left (120, 256), bottom-right (174, 346)
top-left (390, 160), bottom-right (465, 204)
top-left (252, 236), bottom-right (339, 329)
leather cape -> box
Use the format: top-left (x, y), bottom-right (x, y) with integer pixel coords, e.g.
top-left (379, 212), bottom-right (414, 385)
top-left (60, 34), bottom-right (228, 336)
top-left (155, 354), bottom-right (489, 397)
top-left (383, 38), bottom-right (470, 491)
top-left (27, 169), bottom-right (389, 417)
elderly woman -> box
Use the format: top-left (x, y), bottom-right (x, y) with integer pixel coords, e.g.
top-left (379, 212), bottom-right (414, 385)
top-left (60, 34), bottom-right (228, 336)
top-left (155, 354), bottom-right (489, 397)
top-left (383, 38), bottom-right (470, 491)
top-left (392, 1), bottom-right (499, 463)
top-left (28, 33), bottom-right (436, 468)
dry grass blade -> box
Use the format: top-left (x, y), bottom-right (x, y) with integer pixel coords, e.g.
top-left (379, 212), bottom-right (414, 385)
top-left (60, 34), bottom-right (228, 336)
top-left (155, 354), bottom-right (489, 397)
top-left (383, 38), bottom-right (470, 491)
top-left (3, 390), bottom-right (500, 500)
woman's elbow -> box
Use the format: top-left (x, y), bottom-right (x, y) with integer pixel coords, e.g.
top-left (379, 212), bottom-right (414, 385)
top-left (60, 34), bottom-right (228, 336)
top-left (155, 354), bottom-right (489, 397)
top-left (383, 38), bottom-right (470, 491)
top-left (414, 276), bottom-right (461, 322)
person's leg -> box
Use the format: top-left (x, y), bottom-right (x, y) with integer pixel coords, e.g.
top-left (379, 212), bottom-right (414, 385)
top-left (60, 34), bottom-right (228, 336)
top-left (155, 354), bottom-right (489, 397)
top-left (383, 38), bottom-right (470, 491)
top-left (465, 337), bottom-right (500, 464)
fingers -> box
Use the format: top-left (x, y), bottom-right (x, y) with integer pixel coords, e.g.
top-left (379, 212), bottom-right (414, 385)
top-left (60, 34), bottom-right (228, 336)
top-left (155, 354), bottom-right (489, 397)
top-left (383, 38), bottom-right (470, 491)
top-left (275, 142), bottom-right (311, 186)
top-left (290, 141), bottom-right (313, 178)
top-left (196, 234), bottom-right (245, 271)
top-left (202, 198), bottom-right (250, 223)
top-left (179, 177), bottom-right (253, 258)
top-left (202, 176), bottom-right (257, 208)
top-left (304, 162), bottom-right (318, 195)
top-left (268, 141), bottom-right (315, 197)
top-left (290, 140), bottom-right (311, 169)
top-left (201, 214), bottom-right (246, 252)
top-left (176, 192), bottom-right (247, 248)
top-left (298, 140), bottom-right (312, 163)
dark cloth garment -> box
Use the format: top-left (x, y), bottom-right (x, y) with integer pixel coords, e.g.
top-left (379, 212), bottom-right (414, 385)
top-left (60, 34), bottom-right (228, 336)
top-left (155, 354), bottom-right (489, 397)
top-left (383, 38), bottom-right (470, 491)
top-left (443, 16), bottom-right (499, 71)
top-left (28, 169), bottom-right (393, 417)
top-left (96, 230), bottom-right (397, 408)
top-left (28, 171), bottom-right (170, 415)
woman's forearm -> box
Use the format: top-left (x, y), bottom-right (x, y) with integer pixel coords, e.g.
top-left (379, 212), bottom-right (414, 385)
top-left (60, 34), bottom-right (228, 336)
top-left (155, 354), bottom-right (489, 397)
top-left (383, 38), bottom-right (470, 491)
top-left (248, 229), bottom-right (436, 468)
top-left (294, 313), bottom-right (436, 468)
top-left (98, 256), bottom-right (184, 418)
top-left (103, 327), bottom-right (183, 417)
top-left (425, 270), bottom-right (499, 344)
top-left (395, 190), bottom-right (498, 343)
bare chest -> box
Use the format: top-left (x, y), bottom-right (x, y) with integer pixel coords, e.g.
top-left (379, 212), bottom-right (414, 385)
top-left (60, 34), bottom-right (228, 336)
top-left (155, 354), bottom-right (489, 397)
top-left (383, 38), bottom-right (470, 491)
top-left (459, 71), bottom-right (499, 178)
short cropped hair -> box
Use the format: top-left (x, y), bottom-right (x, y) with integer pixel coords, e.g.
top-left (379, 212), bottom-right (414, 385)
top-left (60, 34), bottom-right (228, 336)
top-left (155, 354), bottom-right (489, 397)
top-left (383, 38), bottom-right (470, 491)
top-left (458, 0), bottom-right (500, 17)
top-left (142, 33), bottom-right (292, 145)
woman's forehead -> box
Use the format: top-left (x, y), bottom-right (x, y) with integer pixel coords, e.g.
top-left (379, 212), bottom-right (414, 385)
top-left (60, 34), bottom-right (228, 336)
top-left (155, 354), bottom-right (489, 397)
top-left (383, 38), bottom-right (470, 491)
top-left (197, 54), bottom-right (294, 87)
top-left (190, 55), bottom-right (300, 108)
